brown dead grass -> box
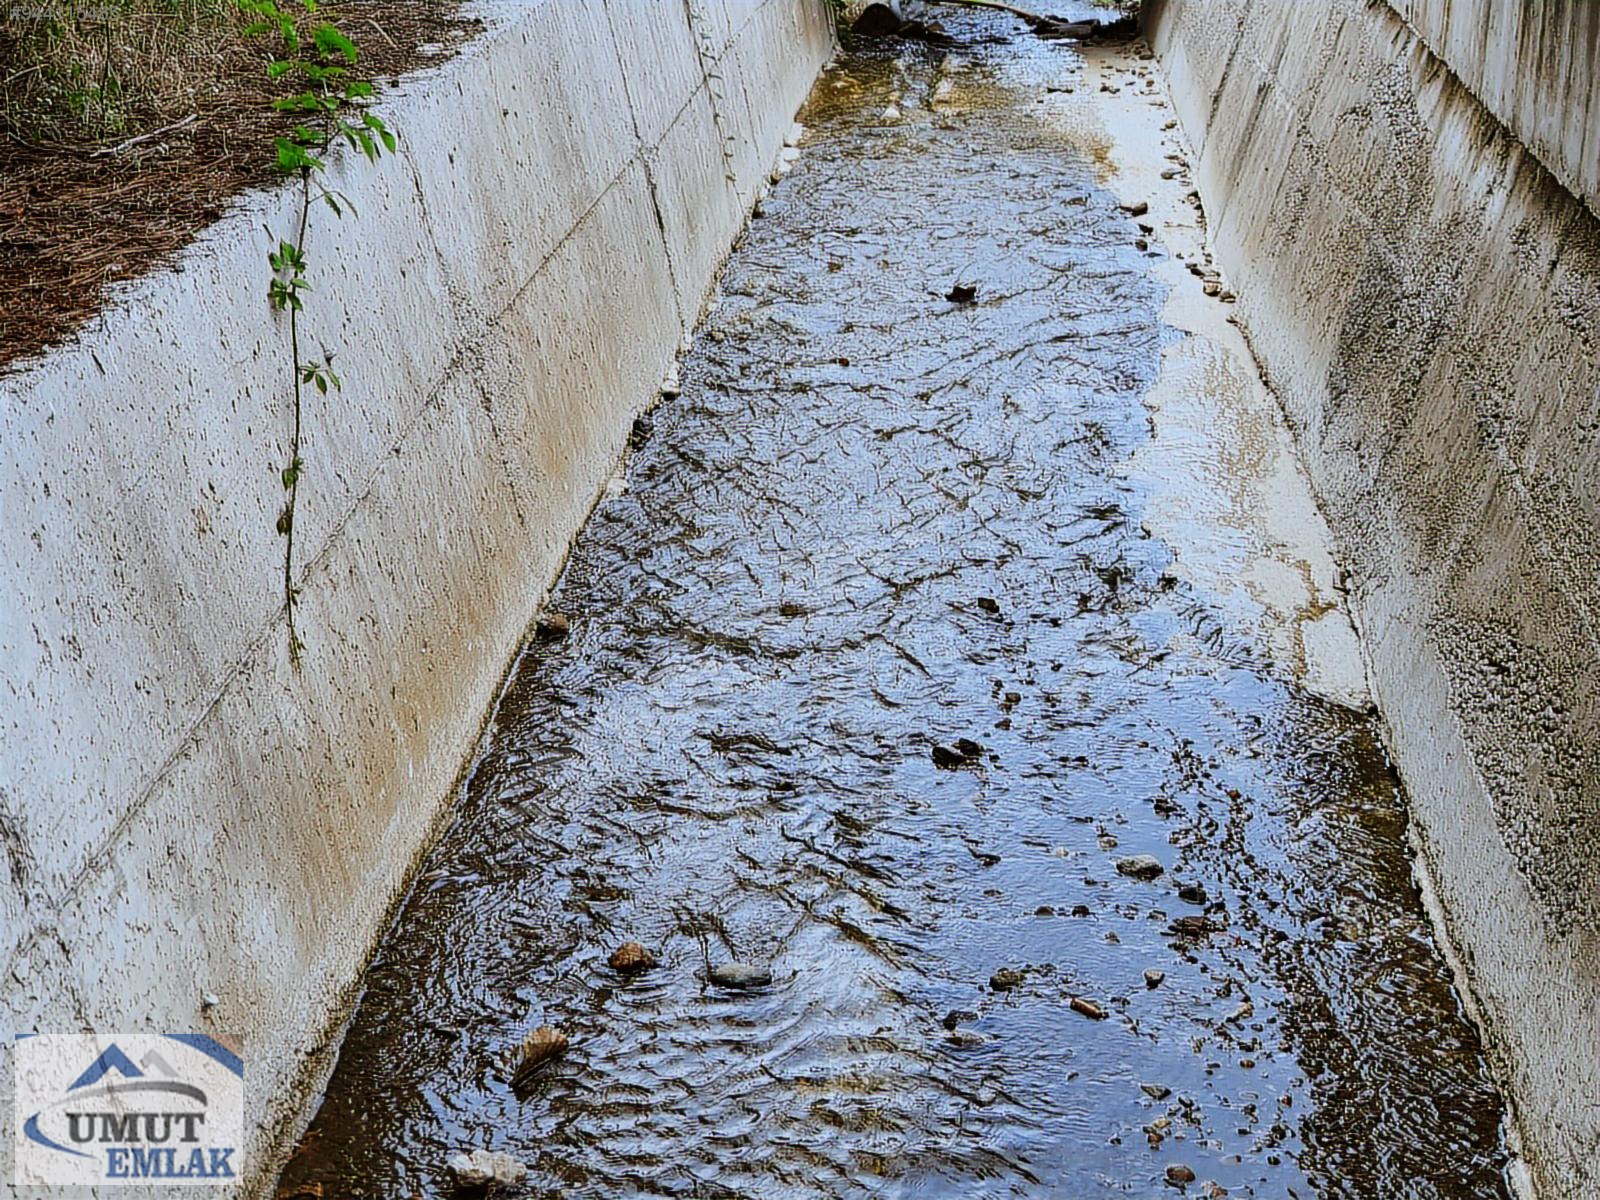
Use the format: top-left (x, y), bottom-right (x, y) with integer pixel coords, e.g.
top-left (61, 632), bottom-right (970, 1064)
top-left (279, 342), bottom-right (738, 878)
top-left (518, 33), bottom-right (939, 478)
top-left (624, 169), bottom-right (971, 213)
top-left (0, 1), bottom-right (477, 374)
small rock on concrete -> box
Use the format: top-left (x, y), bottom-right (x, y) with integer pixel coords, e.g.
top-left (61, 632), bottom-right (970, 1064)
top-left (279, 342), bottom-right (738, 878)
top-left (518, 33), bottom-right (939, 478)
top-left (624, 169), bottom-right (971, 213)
top-left (945, 282), bottom-right (978, 303)
top-left (1141, 1082), bottom-right (1172, 1100)
top-left (1166, 1163), bottom-right (1197, 1184)
top-left (448, 1149), bottom-right (528, 1189)
top-left (954, 737), bottom-right (984, 758)
top-left (1070, 996), bottom-right (1108, 1020)
top-left (1115, 854), bottom-right (1164, 881)
top-left (1119, 200), bottom-right (1149, 217)
top-left (1144, 968), bottom-right (1166, 989)
top-left (990, 967), bottom-right (1026, 991)
top-left (608, 942), bottom-right (656, 973)
top-left (932, 744), bottom-right (965, 769)
top-left (708, 961), bottom-right (772, 990)
top-left (1177, 884), bottom-right (1208, 905)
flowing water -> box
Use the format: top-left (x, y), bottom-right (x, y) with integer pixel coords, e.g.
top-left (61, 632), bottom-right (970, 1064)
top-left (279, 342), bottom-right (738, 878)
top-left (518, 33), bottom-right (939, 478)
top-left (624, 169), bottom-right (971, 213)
top-left (279, 10), bottom-right (1510, 1198)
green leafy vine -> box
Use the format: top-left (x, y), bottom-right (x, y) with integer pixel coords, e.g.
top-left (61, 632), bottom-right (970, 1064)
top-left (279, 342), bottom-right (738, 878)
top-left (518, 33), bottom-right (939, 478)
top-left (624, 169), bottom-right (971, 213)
top-left (238, 0), bottom-right (397, 665)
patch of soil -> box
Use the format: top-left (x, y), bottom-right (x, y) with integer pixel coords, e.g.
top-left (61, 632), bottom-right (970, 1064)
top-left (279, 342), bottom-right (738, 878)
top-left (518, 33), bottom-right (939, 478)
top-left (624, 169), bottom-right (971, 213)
top-left (0, 2), bottom-right (478, 376)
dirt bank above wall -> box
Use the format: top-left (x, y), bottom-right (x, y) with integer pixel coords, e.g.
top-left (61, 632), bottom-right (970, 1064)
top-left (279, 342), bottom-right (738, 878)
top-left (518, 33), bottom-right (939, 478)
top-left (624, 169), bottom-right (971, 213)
top-left (1143, 0), bottom-right (1600, 1194)
top-left (0, 1), bottom-right (832, 1192)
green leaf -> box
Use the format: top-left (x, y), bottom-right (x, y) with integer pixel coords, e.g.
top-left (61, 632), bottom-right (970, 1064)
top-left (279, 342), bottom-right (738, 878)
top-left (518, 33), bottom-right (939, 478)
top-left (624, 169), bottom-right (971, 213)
top-left (344, 80), bottom-right (373, 99)
top-left (379, 128), bottom-right (396, 153)
top-left (323, 193), bottom-right (342, 216)
top-left (266, 59), bottom-right (294, 78)
top-left (241, 20), bottom-right (273, 38)
top-left (313, 23), bottom-right (357, 64)
top-left (274, 138), bottom-right (308, 171)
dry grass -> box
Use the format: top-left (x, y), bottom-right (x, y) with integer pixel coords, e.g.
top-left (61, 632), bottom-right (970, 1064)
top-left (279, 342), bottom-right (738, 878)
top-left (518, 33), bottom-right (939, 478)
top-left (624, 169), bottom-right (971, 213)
top-left (0, 1), bottom-right (475, 372)
top-left (1, 1), bottom-right (252, 145)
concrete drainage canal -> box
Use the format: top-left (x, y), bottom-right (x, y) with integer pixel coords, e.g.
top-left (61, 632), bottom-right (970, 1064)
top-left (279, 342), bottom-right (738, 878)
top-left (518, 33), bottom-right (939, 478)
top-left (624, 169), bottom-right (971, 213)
top-left (279, 7), bottom-right (1512, 1198)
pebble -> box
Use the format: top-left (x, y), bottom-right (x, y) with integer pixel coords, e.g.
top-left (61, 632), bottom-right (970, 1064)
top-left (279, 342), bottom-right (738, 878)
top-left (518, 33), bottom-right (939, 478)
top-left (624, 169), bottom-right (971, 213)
top-left (975, 596), bottom-right (1001, 614)
top-left (1115, 854), bottom-right (1164, 881)
top-left (931, 744), bottom-right (964, 768)
top-left (954, 737), bottom-right (984, 758)
top-left (447, 1149), bottom-right (528, 1188)
top-left (1141, 1082), bottom-right (1172, 1100)
top-left (1166, 1163), bottom-right (1197, 1184)
top-left (1144, 968), bottom-right (1166, 988)
top-left (942, 1008), bottom-right (978, 1030)
top-left (607, 942), bottom-right (657, 973)
top-left (1177, 884), bottom-right (1209, 905)
top-left (990, 967), bottom-right (1026, 992)
top-left (535, 612), bottom-right (570, 641)
top-left (946, 1028), bottom-right (989, 1048)
top-left (1070, 996), bottom-right (1108, 1020)
top-left (1120, 200), bottom-right (1149, 217)
top-left (1169, 914), bottom-right (1219, 938)
top-left (708, 961), bottom-right (772, 990)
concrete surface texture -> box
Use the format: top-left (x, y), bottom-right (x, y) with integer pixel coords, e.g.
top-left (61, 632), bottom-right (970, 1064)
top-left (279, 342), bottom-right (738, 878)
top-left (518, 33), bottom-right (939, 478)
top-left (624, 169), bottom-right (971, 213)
top-left (1144, 0), bottom-right (1600, 1195)
top-left (1385, 0), bottom-right (1600, 217)
top-left (0, 0), bottom-right (832, 1192)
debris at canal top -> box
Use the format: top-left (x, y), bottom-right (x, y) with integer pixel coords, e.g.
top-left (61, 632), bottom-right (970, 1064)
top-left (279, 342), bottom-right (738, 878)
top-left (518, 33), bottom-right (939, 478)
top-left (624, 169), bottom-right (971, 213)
top-left (1071, 996), bottom-right (1108, 1020)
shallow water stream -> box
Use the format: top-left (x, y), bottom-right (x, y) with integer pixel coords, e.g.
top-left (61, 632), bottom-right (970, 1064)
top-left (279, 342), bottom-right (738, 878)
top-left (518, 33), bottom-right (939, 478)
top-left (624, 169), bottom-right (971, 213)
top-left (279, 10), bottom-right (1510, 1198)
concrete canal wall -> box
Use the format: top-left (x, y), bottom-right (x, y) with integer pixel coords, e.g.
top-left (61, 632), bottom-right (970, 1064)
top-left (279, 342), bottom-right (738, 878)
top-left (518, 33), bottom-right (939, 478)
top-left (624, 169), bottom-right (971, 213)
top-left (1144, 0), bottom-right (1600, 1194)
top-left (0, 0), bottom-right (832, 1189)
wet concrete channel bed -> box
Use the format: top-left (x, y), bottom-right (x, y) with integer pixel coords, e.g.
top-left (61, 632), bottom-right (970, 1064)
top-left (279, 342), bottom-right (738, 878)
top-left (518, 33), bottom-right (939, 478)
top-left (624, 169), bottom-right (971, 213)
top-left (280, 9), bottom-right (1510, 1198)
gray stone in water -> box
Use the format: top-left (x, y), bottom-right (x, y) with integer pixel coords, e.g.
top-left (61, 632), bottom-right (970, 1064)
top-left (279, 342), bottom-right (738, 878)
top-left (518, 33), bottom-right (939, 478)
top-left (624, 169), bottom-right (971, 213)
top-left (448, 1149), bottom-right (528, 1188)
top-left (1115, 854), bottom-right (1165, 881)
top-left (708, 961), bottom-right (772, 989)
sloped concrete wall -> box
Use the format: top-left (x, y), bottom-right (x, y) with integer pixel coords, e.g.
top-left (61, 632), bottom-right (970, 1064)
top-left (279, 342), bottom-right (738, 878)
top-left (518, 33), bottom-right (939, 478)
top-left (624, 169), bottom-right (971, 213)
top-left (0, 0), bottom-right (832, 1191)
top-left (1142, 1), bottom-right (1600, 1195)
top-left (1386, 0), bottom-right (1600, 216)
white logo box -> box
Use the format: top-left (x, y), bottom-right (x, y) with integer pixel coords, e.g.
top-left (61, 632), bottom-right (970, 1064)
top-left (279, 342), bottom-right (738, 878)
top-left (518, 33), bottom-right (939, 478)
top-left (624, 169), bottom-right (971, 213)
top-left (13, 1034), bottom-right (244, 1186)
